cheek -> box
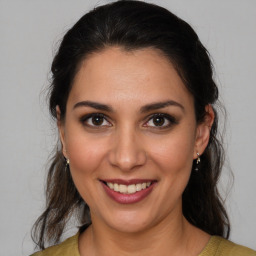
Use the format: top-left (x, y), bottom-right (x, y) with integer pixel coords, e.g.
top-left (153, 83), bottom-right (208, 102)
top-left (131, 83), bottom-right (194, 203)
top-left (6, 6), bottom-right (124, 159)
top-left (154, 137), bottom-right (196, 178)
top-left (65, 132), bottom-right (109, 178)
top-left (147, 129), bottom-right (196, 199)
top-left (148, 131), bottom-right (195, 172)
top-left (65, 135), bottom-right (110, 206)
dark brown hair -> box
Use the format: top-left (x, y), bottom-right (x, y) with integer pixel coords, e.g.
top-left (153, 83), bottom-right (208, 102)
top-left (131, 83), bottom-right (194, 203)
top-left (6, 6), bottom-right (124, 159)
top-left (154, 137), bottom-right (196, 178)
top-left (32, 0), bottom-right (230, 249)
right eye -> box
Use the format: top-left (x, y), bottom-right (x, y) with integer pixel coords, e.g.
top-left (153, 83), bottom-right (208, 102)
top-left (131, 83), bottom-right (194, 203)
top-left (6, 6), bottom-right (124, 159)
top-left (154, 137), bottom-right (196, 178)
top-left (81, 113), bottom-right (112, 128)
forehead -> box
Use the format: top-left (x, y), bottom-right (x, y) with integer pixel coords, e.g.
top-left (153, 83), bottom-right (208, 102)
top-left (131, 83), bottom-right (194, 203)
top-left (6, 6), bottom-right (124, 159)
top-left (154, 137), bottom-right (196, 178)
top-left (68, 47), bottom-right (193, 109)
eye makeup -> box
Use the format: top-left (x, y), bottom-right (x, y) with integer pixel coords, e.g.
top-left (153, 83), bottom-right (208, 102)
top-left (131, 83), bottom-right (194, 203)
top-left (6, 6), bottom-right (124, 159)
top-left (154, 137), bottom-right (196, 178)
top-left (143, 113), bottom-right (179, 129)
top-left (79, 113), bottom-right (112, 128)
top-left (79, 111), bottom-right (179, 132)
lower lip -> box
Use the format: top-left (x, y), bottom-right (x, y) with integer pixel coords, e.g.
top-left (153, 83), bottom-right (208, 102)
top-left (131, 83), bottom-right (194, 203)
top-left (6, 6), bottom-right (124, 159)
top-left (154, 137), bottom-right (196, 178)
top-left (102, 182), bottom-right (156, 204)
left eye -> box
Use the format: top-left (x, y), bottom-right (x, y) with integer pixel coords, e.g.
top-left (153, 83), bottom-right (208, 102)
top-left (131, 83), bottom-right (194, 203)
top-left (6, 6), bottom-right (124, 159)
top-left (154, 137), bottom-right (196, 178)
top-left (144, 114), bottom-right (176, 128)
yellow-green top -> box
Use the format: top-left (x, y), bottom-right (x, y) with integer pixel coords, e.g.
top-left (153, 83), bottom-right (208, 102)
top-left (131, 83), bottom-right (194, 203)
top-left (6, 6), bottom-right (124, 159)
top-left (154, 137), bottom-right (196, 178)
top-left (32, 233), bottom-right (256, 256)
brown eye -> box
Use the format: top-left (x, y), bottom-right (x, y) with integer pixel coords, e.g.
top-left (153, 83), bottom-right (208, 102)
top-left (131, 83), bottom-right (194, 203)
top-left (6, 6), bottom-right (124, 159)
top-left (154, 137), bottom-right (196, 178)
top-left (91, 115), bottom-right (104, 126)
top-left (81, 113), bottom-right (112, 127)
top-left (144, 113), bottom-right (177, 129)
top-left (152, 116), bottom-right (165, 126)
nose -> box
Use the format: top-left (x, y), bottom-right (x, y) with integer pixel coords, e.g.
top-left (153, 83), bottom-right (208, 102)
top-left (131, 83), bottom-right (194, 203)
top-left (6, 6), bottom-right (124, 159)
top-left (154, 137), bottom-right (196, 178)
top-left (108, 127), bottom-right (147, 171)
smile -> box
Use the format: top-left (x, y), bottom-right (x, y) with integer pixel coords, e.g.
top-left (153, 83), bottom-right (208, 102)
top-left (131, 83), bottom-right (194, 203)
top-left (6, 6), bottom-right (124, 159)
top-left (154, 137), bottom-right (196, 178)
top-left (106, 182), bottom-right (152, 194)
top-left (101, 179), bottom-right (156, 204)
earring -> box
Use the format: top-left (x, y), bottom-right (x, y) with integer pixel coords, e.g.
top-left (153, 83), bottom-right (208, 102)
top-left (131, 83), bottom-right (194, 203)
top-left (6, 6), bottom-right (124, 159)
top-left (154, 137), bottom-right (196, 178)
top-left (65, 157), bottom-right (70, 171)
top-left (195, 152), bottom-right (200, 171)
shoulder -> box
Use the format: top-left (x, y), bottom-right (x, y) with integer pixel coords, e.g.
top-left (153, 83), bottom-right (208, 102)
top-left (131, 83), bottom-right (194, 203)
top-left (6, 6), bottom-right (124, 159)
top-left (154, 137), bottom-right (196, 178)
top-left (200, 236), bottom-right (256, 256)
top-left (30, 233), bottom-right (80, 256)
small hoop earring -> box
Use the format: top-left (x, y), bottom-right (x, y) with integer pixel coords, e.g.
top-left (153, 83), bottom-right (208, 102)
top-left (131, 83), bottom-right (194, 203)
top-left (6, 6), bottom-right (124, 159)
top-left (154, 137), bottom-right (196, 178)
top-left (195, 152), bottom-right (200, 171)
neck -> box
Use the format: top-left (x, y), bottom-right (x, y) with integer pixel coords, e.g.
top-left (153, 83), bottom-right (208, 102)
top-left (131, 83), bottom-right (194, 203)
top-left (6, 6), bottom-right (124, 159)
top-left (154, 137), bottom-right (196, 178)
top-left (79, 213), bottom-right (209, 256)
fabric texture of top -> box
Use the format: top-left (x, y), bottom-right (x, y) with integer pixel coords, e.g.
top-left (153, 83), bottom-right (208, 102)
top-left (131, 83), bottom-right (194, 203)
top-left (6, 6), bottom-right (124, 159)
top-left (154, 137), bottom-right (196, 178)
top-left (31, 233), bottom-right (256, 256)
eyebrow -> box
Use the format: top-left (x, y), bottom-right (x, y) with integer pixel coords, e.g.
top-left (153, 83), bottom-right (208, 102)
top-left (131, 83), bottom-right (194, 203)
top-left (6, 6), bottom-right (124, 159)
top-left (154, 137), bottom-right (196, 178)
top-left (73, 100), bottom-right (184, 113)
top-left (73, 101), bottom-right (114, 112)
top-left (140, 100), bottom-right (184, 113)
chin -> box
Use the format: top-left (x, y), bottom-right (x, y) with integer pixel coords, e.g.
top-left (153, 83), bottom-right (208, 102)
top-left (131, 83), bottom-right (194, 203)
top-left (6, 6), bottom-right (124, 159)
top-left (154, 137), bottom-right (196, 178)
top-left (101, 210), bottom-right (156, 234)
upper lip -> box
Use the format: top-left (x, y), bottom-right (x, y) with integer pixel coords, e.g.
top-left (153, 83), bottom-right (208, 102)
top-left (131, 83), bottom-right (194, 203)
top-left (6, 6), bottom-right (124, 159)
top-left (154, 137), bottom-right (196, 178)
top-left (100, 179), bottom-right (156, 185)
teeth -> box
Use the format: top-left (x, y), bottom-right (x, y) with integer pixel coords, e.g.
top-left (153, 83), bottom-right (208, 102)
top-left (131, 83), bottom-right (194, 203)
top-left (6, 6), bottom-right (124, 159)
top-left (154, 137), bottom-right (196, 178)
top-left (119, 184), bottom-right (127, 193)
top-left (136, 183), bottom-right (142, 191)
top-left (108, 183), bottom-right (114, 189)
top-left (114, 183), bottom-right (119, 192)
top-left (127, 184), bottom-right (136, 194)
top-left (106, 182), bottom-right (152, 194)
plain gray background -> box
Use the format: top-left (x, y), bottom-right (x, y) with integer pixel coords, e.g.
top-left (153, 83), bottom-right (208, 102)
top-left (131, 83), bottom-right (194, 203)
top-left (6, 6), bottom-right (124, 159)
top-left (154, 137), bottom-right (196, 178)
top-left (0, 0), bottom-right (255, 255)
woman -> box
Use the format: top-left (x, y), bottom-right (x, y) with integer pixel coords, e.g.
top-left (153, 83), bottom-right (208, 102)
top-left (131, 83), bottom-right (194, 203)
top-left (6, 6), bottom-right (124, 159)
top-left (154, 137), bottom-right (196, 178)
top-left (31, 1), bottom-right (256, 255)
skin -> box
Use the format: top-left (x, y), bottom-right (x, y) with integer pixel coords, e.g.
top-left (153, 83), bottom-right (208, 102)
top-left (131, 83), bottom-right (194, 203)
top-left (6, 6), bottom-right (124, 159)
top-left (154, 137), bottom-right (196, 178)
top-left (58, 47), bottom-right (214, 256)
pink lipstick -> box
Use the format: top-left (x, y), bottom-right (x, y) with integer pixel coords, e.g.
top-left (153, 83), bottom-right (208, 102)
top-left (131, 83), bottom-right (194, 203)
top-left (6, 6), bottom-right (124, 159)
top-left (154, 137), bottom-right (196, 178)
top-left (101, 179), bottom-right (156, 204)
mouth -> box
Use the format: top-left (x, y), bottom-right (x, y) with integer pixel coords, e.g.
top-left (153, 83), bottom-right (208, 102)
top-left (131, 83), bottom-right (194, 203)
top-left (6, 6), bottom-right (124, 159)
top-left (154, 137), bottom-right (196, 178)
top-left (103, 181), bottom-right (153, 194)
top-left (100, 179), bottom-right (157, 204)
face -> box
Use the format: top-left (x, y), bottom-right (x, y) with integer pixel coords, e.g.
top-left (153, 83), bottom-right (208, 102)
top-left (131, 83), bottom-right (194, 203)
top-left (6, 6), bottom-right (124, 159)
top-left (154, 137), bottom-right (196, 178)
top-left (59, 47), bottom-right (211, 233)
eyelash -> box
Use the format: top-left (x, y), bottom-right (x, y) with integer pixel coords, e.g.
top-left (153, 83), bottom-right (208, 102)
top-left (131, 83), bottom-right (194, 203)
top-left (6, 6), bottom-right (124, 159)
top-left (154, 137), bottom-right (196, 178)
top-left (80, 113), bottom-right (178, 129)
top-left (80, 113), bottom-right (112, 128)
top-left (144, 113), bottom-right (178, 129)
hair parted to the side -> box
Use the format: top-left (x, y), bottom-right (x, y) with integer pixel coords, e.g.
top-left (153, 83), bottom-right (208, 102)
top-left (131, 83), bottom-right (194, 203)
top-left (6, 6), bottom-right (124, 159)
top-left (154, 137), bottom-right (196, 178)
top-left (32, 0), bottom-right (230, 249)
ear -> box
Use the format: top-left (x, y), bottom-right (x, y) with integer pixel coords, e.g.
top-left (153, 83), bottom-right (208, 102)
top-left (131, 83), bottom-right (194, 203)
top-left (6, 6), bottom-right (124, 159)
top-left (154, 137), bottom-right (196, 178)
top-left (193, 105), bottom-right (215, 159)
top-left (56, 105), bottom-right (68, 158)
